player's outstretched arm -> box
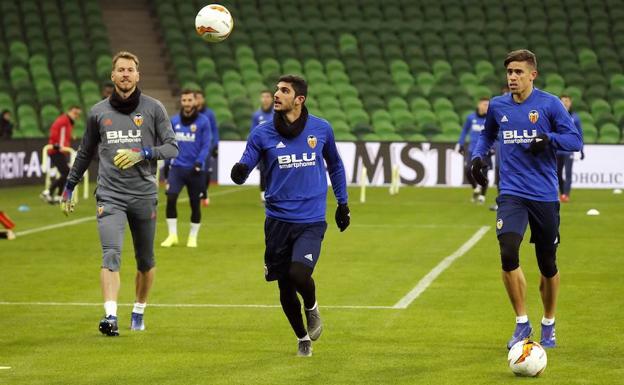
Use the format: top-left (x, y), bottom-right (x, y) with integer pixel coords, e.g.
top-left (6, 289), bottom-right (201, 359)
top-left (323, 128), bottom-right (349, 231)
top-left (232, 129), bottom-right (262, 184)
top-left (471, 105), bottom-right (499, 161)
top-left (62, 114), bottom-right (100, 216)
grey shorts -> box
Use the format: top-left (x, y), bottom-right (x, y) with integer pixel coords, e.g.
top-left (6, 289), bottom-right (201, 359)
top-left (96, 194), bottom-right (158, 272)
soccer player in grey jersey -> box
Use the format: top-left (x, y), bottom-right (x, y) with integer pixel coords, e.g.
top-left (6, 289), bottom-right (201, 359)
top-left (61, 51), bottom-right (178, 336)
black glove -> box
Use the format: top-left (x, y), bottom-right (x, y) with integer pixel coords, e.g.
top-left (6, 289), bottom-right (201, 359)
top-left (528, 133), bottom-right (550, 155)
top-left (211, 147), bottom-right (218, 157)
top-left (53, 143), bottom-right (60, 151)
top-left (230, 162), bottom-right (249, 185)
top-left (454, 143), bottom-right (465, 155)
top-left (335, 203), bottom-right (350, 232)
top-left (580, 151), bottom-right (585, 160)
top-left (470, 157), bottom-right (489, 186)
top-left (193, 162), bottom-right (202, 174)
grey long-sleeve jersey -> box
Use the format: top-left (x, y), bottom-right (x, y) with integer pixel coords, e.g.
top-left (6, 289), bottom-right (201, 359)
top-left (67, 94), bottom-right (178, 199)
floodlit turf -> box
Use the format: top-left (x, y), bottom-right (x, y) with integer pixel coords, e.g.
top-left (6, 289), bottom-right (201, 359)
top-left (0, 184), bottom-right (622, 384)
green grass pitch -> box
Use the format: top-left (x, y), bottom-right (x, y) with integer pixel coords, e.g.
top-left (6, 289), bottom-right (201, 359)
top-left (0, 184), bottom-right (622, 384)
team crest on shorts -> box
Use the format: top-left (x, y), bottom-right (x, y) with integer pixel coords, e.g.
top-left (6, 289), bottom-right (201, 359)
top-left (97, 205), bottom-right (104, 216)
top-left (307, 135), bottom-right (317, 149)
top-left (528, 110), bottom-right (539, 124)
top-left (496, 218), bottom-right (503, 230)
top-left (133, 113), bottom-right (143, 127)
top-left (190, 123), bottom-right (197, 132)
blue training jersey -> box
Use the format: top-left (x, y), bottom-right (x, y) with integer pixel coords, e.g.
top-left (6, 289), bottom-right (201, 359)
top-left (472, 88), bottom-right (583, 201)
top-left (556, 112), bottom-right (584, 156)
top-left (169, 113), bottom-right (212, 170)
top-left (458, 112), bottom-right (486, 153)
top-left (250, 107), bottom-right (273, 132)
top-left (199, 107), bottom-right (219, 152)
top-left (238, 114), bottom-right (348, 223)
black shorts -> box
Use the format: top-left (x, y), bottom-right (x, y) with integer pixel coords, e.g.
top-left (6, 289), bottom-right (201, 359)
top-left (166, 166), bottom-right (205, 199)
top-left (263, 217), bottom-right (327, 281)
top-left (495, 194), bottom-right (560, 246)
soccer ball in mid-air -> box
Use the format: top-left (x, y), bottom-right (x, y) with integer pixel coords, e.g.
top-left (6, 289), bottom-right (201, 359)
top-left (195, 4), bottom-right (234, 43)
top-left (507, 339), bottom-right (547, 377)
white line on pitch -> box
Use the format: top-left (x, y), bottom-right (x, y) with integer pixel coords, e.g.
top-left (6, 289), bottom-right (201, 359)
top-left (0, 367), bottom-right (11, 370)
top-left (0, 301), bottom-right (394, 310)
top-left (14, 187), bottom-right (250, 237)
top-left (392, 226), bottom-right (490, 309)
top-left (15, 216), bottom-right (95, 236)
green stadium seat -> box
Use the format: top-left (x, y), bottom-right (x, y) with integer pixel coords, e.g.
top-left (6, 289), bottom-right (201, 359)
top-left (598, 123), bottom-right (621, 143)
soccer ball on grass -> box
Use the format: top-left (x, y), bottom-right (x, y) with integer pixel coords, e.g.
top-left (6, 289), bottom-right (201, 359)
top-left (507, 339), bottom-right (547, 377)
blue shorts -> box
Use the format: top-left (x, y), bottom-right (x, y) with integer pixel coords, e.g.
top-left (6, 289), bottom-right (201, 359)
top-left (263, 217), bottom-right (327, 281)
top-left (495, 194), bottom-right (560, 246)
top-left (166, 166), bottom-right (205, 199)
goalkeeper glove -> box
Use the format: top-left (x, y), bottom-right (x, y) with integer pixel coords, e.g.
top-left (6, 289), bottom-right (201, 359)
top-left (528, 133), bottom-right (550, 155)
top-left (230, 162), bottom-right (249, 185)
top-left (193, 162), bottom-right (202, 174)
top-left (113, 147), bottom-right (152, 170)
top-left (335, 203), bottom-right (350, 232)
top-left (470, 157), bottom-right (489, 186)
top-left (60, 185), bottom-right (75, 216)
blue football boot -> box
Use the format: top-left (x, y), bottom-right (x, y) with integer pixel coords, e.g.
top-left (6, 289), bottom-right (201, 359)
top-left (130, 312), bottom-right (145, 331)
top-left (540, 322), bottom-right (556, 348)
top-left (507, 321), bottom-right (532, 349)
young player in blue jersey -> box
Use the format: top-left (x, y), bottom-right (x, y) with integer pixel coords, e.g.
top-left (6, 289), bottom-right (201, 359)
top-left (195, 90), bottom-right (218, 207)
top-left (250, 90), bottom-right (274, 202)
top-left (556, 94), bottom-right (585, 203)
top-left (456, 97), bottom-right (490, 204)
top-left (471, 50), bottom-right (582, 350)
top-left (231, 75), bottom-right (350, 357)
top-left (161, 90), bottom-right (212, 248)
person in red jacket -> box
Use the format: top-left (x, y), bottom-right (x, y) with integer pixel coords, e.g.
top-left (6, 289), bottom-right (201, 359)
top-left (41, 105), bottom-right (81, 203)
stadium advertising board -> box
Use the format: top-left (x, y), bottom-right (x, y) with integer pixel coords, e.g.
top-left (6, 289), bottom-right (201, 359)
top-left (1, 139), bottom-right (622, 189)
top-left (218, 141), bottom-right (624, 189)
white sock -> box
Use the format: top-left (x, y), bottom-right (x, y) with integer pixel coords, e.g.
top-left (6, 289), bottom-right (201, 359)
top-left (189, 222), bottom-right (201, 237)
top-left (516, 315), bottom-right (529, 324)
top-left (541, 317), bottom-right (555, 326)
top-left (298, 334), bottom-right (311, 342)
top-left (305, 301), bottom-right (318, 311)
top-left (133, 302), bottom-right (146, 314)
top-left (104, 301), bottom-right (117, 317)
top-left (166, 218), bottom-right (177, 236)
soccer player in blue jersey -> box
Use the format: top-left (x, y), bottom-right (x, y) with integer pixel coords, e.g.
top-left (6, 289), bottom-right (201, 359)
top-left (250, 90), bottom-right (274, 202)
top-left (231, 75), bottom-right (350, 357)
top-left (161, 90), bottom-right (211, 248)
top-left (195, 90), bottom-right (219, 206)
top-left (456, 97), bottom-right (490, 203)
top-left (471, 50), bottom-right (582, 349)
top-left (556, 94), bottom-right (585, 203)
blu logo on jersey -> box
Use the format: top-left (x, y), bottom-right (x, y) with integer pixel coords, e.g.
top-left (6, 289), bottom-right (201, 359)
top-left (175, 132), bottom-right (196, 142)
top-left (106, 129), bottom-right (142, 144)
top-left (277, 152), bottom-right (317, 169)
top-left (503, 129), bottom-right (537, 144)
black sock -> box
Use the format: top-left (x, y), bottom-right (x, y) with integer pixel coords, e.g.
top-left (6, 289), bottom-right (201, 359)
top-left (278, 278), bottom-right (307, 338)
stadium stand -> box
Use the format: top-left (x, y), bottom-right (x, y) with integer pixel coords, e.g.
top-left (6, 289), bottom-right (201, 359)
top-left (149, 0), bottom-right (624, 143)
top-left (1, 0), bottom-right (622, 144)
top-left (0, 0), bottom-right (111, 138)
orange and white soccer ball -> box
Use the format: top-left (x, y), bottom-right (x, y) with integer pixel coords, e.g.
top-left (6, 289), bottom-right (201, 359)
top-left (508, 339), bottom-right (548, 377)
top-left (195, 4), bottom-right (234, 43)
